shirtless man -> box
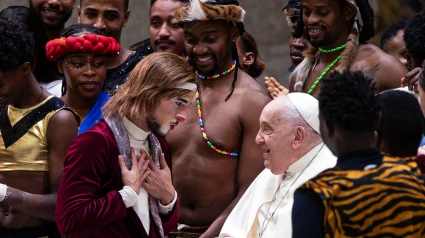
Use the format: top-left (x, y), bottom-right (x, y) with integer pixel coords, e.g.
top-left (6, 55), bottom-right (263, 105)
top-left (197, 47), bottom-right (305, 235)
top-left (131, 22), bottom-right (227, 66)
top-left (269, 0), bottom-right (407, 99)
top-left (167, 1), bottom-right (270, 237)
top-left (0, 19), bottom-right (78, 237)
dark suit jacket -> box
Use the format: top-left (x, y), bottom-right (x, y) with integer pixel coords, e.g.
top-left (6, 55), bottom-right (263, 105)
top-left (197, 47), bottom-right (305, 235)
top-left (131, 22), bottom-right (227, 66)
top-left (56, 120), bottom-right (178, 237)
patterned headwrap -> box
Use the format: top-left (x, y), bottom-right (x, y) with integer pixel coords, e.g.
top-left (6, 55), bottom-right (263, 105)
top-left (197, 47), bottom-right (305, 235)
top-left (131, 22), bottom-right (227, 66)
top-left (46, 34), bottom-right (120, 61)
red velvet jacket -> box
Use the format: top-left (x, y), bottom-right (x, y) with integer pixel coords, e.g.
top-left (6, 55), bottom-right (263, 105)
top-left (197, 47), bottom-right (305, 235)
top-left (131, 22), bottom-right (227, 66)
top-left (56, 120), bottom-right (178, 237)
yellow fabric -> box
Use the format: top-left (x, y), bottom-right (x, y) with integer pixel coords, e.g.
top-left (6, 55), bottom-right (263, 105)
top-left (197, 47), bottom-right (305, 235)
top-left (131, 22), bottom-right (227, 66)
top-left (0, 95), bottom-right (65, 171)
top-left (303, 156), bottom-right (425, 238)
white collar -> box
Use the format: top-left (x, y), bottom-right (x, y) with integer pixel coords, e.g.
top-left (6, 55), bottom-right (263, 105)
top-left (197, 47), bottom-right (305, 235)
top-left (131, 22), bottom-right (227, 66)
top-left (123, 116), bottom-right (151, 143)
top-left (283, 143), bottom-right (324, 180)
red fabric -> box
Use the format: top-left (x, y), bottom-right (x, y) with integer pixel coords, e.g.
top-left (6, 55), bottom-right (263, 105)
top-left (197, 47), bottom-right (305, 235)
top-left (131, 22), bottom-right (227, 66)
top-left (46, 34), bottom-right (120, 61)
top-left (56, 120), bottom-right (178, 238)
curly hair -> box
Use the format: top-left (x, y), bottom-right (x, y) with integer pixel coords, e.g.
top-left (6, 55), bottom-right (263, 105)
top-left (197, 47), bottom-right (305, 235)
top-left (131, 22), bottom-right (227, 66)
top-left (380, 20), bottom-right (408, 51)
top-left (60, 24), bottom-right (104, 37)
top-left (404, 9), bottom-right (425, 63)
top-left (318, 70), bottom-right (380, 132)
top-left (376, 90), bottom-right (424, 157)
top-left (0, 18), bottom-right (35, 72)
top-left (294, 0), bottom-right (375, 43)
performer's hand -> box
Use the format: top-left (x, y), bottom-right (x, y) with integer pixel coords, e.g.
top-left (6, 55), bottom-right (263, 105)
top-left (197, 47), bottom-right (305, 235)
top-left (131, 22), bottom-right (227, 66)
top-left (265, 76), bottom-right (288, 99)
top-left (401, 67), bottom-right (422, 93)
top-left (142, 153), bottom-right (175, 205)
top-left (118, 148), bottom-right (150, 195)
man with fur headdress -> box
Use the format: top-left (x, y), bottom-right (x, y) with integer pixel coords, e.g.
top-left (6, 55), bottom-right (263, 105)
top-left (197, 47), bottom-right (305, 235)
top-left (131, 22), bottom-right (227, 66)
top-left (166, 0), bottom-right (270, 237)
top-left (268, 0), bottom-right (407, 99)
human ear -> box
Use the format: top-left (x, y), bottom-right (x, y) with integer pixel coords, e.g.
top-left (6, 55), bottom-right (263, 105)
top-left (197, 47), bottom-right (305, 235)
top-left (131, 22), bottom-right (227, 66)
top-left (243, 52), bottom-right (255, 66)
top-left (344, 5), bottom-right (355, 21)
top-left (57, 61), bottom-right (64, 74)
top-left (292, 126), bottom-right (306, 150)
top-left (21, 62), bottom-right (32, 76)
top-left (122, 10), bottom-right (131, 28)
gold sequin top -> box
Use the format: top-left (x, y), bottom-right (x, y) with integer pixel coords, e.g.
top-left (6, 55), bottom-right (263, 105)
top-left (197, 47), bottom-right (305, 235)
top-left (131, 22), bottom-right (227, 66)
top-left (0, 96), bottom-right (68, 171)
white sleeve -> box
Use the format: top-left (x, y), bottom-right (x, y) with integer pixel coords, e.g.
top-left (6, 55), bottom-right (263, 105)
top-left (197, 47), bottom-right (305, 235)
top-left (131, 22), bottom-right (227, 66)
top-left (118, 186), bottom-right (139, 208)
top-left (158, 191), bottom-right (177, 214)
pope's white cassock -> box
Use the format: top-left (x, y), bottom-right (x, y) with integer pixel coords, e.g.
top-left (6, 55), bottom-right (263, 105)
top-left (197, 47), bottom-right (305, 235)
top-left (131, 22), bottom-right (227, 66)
top-left (219, 93), bottom-right (337, 238)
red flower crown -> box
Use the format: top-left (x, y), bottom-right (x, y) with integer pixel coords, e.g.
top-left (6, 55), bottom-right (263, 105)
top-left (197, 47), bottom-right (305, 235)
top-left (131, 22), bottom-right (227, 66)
top-left (46, 34), bottom-right (121, 61)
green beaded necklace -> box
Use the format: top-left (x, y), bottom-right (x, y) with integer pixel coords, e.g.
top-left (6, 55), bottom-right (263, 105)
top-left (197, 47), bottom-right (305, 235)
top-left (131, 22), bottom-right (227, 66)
top-left (308, 44), bottom-right (346, 95)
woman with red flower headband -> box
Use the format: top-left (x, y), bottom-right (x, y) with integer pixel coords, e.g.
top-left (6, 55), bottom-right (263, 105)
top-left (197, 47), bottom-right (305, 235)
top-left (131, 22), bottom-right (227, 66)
top-left (46, 24), bottom-right (120, 134)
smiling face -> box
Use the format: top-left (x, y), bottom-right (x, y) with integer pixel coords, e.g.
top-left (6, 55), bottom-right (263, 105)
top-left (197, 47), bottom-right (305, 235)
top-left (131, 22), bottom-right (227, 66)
top-left (183, 20), bottom-right (236, 75)
top-left (30, 0), bottom-right (75, 31)
top-left (58, 53), bottom-right (106, 100)
top-left (147, 92), bottom-right (195, 137)
top-left (149, 0), bottom-right (186, 55)
top-left (302, 0), bottom-right (352, 48)
top-left (255, 99), bottom-right (298, 175)
top-left (384, 30), bottom-right (408, 68)
top-left (78, 0), bottom-right (129, 42)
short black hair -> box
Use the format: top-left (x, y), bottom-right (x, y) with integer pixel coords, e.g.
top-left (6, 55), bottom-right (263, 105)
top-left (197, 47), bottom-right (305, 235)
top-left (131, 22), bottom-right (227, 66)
top-left (0, 18), bottom-right (35, 71)
top-left (380, 20), bottom-right (408, 51)
top-left (60, 24), bottom-right (104, 37)
top-left (376, 90), bottom-right (424, 157)
top-left (404, 9), bottom-right (425, 63)
top-left (319, 70), bottom-right (380, 132)
top-left (150, 0), bottom-right (189, 9)
top-left (80, 0), bottom-right (129, 10)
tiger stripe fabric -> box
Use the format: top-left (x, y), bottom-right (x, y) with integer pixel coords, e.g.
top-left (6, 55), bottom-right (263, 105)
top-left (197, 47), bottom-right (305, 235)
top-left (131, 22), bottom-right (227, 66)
top-left (301, 156), bottom-right (425, 238)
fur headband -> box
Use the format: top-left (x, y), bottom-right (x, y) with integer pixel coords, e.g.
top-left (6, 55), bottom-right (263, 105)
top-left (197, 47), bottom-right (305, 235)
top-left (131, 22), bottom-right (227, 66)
top-left (173, 0), bottom-right (245, 24)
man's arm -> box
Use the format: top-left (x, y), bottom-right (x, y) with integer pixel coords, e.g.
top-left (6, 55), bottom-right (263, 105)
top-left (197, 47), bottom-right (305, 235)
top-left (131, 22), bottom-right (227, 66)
top-left (292, 188), bottom-right (325, 238)
top-left (0, 109), bottom-right (78, 221)
top-left (201, 91), bottom-right (270, 238)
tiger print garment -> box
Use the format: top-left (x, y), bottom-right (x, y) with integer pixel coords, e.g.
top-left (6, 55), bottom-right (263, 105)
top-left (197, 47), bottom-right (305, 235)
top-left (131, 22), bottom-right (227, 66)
top-left (301, 156), bottom-right (425, 238)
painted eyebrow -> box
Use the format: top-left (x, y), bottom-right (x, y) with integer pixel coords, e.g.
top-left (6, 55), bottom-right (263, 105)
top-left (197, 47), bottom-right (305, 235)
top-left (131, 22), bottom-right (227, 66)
top-left (177, 98), bottom-right (189, 104)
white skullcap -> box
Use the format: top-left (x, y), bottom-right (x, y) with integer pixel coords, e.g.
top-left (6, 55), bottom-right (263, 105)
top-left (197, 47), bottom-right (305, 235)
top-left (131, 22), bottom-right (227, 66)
top-left (287, 93), bottom-right (320, 134)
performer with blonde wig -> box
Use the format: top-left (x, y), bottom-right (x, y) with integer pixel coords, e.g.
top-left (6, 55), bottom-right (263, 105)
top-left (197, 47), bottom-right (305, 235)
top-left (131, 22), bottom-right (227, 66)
top-left (56, 52), bottom-right (197, 238)
top-left (267, 0), bottom-right (407, 98)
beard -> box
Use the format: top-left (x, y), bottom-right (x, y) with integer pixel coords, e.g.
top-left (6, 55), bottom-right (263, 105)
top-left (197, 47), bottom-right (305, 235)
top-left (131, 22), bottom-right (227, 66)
top-left (187, 53), bottom-right (219, 76)
top-left (146, 115), bottom-right (167, 138)
top-left (29, 1), bottom-right (73, 31)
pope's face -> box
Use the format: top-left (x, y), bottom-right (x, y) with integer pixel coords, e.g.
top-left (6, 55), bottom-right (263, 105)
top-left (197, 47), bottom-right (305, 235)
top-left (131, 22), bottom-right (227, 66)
top-left (255, 99), bottom-right (295, 175)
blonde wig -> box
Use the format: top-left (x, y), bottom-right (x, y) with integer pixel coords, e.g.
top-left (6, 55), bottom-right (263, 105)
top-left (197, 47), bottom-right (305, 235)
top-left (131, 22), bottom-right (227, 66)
top-left (102, 52), bottom-right (197, 118)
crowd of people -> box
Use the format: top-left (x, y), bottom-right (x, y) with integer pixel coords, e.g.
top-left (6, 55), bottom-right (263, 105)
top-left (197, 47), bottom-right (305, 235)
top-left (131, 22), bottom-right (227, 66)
top-left (1, 0), bottom-right (425, 237)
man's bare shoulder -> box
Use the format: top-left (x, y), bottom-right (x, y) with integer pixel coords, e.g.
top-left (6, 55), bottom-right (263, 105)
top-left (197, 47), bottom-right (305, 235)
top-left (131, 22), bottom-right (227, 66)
top-left (236, 72), bottom-right (270, 104)
top-left (352, 43), bottom-right (407, 91)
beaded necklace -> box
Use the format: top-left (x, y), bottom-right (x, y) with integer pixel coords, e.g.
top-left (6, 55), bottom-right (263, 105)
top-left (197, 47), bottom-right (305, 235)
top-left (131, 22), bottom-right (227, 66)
top-left (196, 60), bottom-right (237, 80)
top-left (307, 44), bottom-right (346, 95)
top-left (196, 91), bottom-right (238, 157)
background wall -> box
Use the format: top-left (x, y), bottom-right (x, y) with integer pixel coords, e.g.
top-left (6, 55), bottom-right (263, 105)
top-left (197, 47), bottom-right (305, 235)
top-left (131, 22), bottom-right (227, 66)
top-left (1, 0), bottom-right (423, 87)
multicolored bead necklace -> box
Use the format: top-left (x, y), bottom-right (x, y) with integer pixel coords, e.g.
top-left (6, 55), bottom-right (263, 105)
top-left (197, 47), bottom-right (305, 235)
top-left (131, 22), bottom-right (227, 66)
top-left (196, 60), bottom-right (237, 80)
top-left (308, 44), bottom-right (346, 95)
top-left (196, 91), bottom-right (238, 157)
